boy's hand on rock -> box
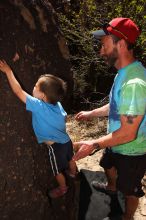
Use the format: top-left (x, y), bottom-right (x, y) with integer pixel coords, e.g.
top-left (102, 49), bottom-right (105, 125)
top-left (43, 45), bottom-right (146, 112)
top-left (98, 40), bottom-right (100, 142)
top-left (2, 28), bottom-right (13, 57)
top-left (0, 60), bottom-right (12, 74)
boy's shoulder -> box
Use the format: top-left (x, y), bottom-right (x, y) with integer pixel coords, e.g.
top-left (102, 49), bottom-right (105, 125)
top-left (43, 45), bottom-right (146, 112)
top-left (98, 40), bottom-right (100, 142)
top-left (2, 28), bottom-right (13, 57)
top-left (26, 94), bottom-right (44, 112)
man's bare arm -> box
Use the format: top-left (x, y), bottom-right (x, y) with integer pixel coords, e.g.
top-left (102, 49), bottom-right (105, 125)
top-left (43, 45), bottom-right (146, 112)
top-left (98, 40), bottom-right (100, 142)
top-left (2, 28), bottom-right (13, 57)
top-left (75, 103), bottom-right (109, 121)
top-left (94, 114), bottom-right (143, 148)
top-left (91, 103), bottom-right (109, 117)
top-left (73, 114), bottom-right (143, 160)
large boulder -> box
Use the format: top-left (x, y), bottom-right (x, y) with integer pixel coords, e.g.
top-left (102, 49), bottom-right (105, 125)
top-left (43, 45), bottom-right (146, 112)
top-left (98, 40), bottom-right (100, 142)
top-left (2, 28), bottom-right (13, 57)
top-left (0, 1), bottom-right (75, 219)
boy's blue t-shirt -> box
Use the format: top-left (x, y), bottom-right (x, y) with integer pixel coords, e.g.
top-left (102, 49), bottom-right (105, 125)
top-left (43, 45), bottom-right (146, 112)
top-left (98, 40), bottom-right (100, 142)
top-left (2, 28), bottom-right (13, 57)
top-left (109, 61), bottom-right (146, 156)
top-left (26, 95), bottom-right (70, 144)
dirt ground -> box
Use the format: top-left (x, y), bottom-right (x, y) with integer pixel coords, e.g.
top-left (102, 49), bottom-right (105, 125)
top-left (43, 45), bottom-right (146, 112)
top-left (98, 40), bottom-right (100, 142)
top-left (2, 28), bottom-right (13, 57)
top-left (67, 115), bottom-right (146, 220)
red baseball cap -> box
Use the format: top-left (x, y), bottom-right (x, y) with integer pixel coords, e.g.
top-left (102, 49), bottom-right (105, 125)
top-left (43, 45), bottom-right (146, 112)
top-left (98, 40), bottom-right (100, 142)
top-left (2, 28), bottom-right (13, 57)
top-left (92, 17), bottom-right (141, 44)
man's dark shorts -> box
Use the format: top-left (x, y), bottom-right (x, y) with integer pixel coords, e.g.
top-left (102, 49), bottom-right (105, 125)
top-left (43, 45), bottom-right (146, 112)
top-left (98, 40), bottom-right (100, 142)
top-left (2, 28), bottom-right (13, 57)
top-left (48, 140), bottom-right (74, 176)
top-left (100, 148), bottom-right (146, 197)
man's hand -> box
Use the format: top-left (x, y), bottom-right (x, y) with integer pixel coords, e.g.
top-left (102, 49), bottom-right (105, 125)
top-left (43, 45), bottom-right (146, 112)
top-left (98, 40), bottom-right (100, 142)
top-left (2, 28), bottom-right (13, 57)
top-left (73, 140), bottom-right (95, 161)
top-left (75, 111), bottom-right (93, 121)
top-left (0, 60), bottom-right (12, 74)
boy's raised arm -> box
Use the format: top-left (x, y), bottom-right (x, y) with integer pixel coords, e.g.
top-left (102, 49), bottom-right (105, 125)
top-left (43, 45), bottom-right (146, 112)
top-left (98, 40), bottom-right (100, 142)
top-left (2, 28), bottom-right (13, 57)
top-left (0, 60), bottom-right (28, 103)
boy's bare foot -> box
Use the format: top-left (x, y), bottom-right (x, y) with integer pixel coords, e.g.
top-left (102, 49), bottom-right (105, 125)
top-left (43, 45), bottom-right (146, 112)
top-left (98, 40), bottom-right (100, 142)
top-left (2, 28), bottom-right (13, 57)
top-left (49, 186), bottom-right (68, 199)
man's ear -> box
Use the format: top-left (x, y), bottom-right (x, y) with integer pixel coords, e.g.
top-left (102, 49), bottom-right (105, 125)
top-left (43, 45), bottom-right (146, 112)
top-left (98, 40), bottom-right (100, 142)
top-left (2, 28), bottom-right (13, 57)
top-left (118, 39), bottom-right (127, 49)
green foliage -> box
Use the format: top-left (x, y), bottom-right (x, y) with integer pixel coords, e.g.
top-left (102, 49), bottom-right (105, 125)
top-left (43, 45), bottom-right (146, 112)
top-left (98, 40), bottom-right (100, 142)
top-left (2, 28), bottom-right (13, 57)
top-left (57, 0), bottom-right (146, 108)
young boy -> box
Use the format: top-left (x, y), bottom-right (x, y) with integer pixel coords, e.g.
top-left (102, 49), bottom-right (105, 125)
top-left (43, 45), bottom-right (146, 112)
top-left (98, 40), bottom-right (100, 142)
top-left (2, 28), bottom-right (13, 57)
top-left (0, 60), bottom-right (77, 199)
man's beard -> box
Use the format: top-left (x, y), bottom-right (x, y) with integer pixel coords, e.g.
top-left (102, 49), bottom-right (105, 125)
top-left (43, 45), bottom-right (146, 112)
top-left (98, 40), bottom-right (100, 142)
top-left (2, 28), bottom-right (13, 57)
top-left (102, 47), bottom-right (118, 67)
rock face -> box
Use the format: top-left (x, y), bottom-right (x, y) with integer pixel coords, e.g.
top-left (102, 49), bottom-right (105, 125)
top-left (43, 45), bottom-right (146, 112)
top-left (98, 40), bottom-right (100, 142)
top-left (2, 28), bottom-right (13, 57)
top-left (0, 1), bottom-right (74, 219)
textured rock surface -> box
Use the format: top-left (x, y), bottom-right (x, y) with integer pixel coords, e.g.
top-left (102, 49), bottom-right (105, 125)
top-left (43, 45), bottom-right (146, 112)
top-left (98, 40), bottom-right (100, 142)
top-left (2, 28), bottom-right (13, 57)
top-left (0, 1), bottom-right (74, 219)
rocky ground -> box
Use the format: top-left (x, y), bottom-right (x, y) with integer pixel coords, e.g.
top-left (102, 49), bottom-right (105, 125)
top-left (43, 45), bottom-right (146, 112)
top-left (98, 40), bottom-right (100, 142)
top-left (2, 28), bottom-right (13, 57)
top-left (67, 115), bottom-right (146, 220)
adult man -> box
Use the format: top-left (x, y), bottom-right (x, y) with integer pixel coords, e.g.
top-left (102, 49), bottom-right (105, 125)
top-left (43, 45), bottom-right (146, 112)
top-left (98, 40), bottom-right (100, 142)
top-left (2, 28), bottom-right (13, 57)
top-left (73, 18), bottom-right (146, 220)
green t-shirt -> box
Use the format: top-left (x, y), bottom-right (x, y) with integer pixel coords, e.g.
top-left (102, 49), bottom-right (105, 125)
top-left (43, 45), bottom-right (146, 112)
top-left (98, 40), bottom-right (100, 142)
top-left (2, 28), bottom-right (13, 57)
top-left (109, 61), bottom-right (146, 155)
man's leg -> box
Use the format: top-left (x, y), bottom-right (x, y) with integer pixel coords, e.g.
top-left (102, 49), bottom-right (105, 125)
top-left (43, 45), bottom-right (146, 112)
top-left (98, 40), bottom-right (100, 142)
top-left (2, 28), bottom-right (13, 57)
top-left (104, 167), bottom-right (117, 191)
top-left (122, 195), bottom-right (139, 220)
top-left (114, 154), bottom-right (146, 220)
top-left (105, 168), bottom-right (139, 220)
top-left (92, 149), bottom-right (117, 192)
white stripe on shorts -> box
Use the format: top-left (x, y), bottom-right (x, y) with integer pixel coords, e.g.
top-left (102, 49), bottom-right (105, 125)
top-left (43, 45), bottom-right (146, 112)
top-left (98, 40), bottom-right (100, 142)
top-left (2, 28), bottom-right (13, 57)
top-left (48, 145), bottom-right (59, 176)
